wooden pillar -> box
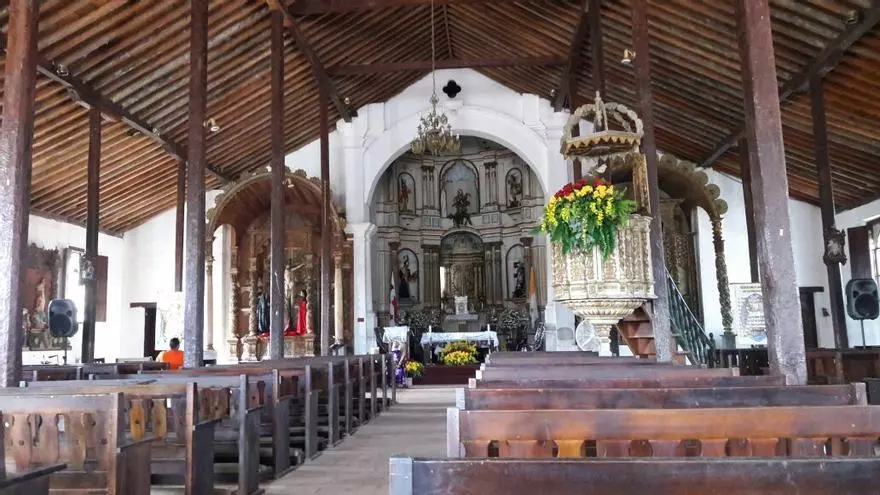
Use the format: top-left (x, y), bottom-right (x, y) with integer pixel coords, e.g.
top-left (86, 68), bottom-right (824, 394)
top-left (738, 138), bottom-right (759, 283)
top-left (174, 159), bottom-right (185, 292)
top-left (631, 0), bottom-right (673, 361)
top-left (810, 76), bottom-right (848, 349)
top-left (269, 10), bottom-right (286, 361)
top-left (0, 0), bottom-right (38, 387)
top-left (848, 227), bottom-right (872, 279)
top-left (711, 217), bottom-right (735, 346)
top-left (205, 250), bottom-right (214, 352)
top-left (737, 0), bottom-right (806, 384)
top-left (589, 0), bottom-right (605, 97)
top-left (319, 82), bottom-right (331, 356)
top-left (334, 252), bottom-right (344, 345)
top-left (81, 106), bottom-right (101, 364)
top-left (184, 0), bottom-right (209, 368)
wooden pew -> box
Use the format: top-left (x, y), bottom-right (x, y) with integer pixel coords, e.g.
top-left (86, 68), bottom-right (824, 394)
top-left (475, 365), bottom-right (738, 382)
top-left (10, 382), bottom-right (226, 494)
top-left (470, 374), bottom-right (785, 389)
top-left (446, 405), bottom-right (880, 458)
top-left (389, 457), bottom-right (880, 495)
top-left (457, 383), bottom-right (868, 410)
top-left (0, 412), bottom-right (66, 495)
top-left (484, 354), bottom-right (651, 366)
top-left (1, 393), bottom-right (153, 494)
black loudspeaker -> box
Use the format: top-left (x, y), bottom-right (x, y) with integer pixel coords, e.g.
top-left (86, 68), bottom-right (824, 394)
top-left (48, 299), bottom-right (79, 338)
top-left (845, 279), bottom-right (880, 320)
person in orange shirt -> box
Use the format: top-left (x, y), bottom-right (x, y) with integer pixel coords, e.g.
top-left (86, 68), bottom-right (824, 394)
top-left (156, 338), bottom-right (184, 370)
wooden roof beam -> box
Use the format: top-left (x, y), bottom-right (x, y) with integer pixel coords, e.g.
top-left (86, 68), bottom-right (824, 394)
top-left (36, 60), bottom-right (233, 183)
top-left (288, 0), bottom-right (514, 15)
top-left (553, 1), bottom-right (591, 112)
top-left (267, 0), bottom-right (354, 122)
top-left (328, 56), bottom-right (567, 75)
top-left (698, 5), bottom-right (880, 169)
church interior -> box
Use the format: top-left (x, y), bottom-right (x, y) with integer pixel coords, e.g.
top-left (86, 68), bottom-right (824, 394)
top-left (2, 0), bottom-right (880, 493)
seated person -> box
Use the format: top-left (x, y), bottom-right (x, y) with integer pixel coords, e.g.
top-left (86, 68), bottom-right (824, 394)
top-left (156, 337), bottom-right (184, 370)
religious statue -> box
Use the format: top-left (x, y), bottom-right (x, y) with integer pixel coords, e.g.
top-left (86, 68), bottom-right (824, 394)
top-left (257, 293), bottom-right (270, 335)
top-left (30, 277), bottom-right (49, 333)
top-left (293, 289), bottom-right (309, 335)
top-left (823, 227), bottom-right (847, 266)
top-left (449, 189), bottom-right (472, 227)
top-left (506, 170), bottom-right (523, 208)
top-left (398, 176), bottom-right (411, 211)
top-left (398, 253), bottom-right (418, 300)
top-left (512, 261), bottom-right (526, 299)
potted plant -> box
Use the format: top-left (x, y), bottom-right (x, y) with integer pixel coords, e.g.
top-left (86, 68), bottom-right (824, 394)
top-left (404, 360), bottom-right (424, 387)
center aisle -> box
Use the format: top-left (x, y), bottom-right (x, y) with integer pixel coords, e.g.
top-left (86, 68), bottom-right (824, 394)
top-left (264, 386), bottom-right (455, 495)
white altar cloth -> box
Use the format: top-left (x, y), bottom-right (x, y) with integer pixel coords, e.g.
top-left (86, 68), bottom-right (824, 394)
top-left (420, 331), bottom-right (499, 348)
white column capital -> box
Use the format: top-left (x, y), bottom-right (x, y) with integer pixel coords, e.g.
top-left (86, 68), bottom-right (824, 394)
top-left (346, 221), bottom-right (376, 240)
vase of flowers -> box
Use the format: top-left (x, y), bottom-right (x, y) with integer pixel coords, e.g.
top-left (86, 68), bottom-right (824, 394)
top-left (404, 359), bottom-right (424, 387)
top-left (539, 177), bottom-right (654, 354)
top-left (440, 342), bottom-right (478, 366)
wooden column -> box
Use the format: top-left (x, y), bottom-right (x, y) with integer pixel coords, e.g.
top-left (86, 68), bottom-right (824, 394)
top-left (333, 252), bottom-right (343, 345)
top-left (81, 106), bottom-right (101, 364)
top-left (174, 159), bottom-right (185, 292)
top-left (319, 82), bottom-right (331, 356)
top-left (631, 0), bottom-right (673, 361)
top-left (269, 10), bottom-right (286, 361)
top-left (0, 0), bottom-right (38, 387)
top-left (589, 0), bottom-right (605, 96)
top-left (205, 250), bottom-right (214, 352)
top-left (739, 138), bottom-right (759, 283)
top-left (810, 76), bottom-right (848, 349)
top-left (848, 227), bottom-right (872, 279)
top-left (737, 0), bottom-right (806, 384)
top-left (183, 0), bottom-right (209, 368)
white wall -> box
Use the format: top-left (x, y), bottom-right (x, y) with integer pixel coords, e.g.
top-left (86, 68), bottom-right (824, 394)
top-left (25, 215), bottom-right (125, 364)
top-left (695, 170), bottom-right (832, 347)
top-left (836, 198), bottom-right (880, 346)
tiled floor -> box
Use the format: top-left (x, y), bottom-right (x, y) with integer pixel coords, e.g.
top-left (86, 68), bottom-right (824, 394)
top-left (263, 386), bottom-right (455, 495)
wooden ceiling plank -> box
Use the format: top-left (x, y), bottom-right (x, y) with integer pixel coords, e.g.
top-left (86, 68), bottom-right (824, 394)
top-left (554, 0), bottom-right (589, 111)
top-left (699, 5), bottom-right (880, 168)
top-left (329, 56), bottom-right (566, 75)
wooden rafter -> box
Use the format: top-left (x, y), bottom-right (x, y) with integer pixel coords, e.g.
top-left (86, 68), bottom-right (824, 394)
top-left (328, 56), bottom-right (567, 75)
top-left (266, 0), bottom-right (354, 122)
top-left (698, 5), bottom-right (880, 168)
top-left (553, 0), bottom-right (590, 111)
top-left (288, 0), bottom-right (513, 15)
top-left (33, 58), bottom-right (232, 183)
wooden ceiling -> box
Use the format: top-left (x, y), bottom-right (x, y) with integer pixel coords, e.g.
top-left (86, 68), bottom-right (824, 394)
top-left (0, 0), bottom-right (878, 233)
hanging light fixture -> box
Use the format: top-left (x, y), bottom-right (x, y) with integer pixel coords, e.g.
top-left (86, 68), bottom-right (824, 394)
top-left (411, 0), bottom-right (460, 156)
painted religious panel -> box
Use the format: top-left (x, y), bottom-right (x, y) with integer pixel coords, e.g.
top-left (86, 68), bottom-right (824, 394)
top-left (506, 168), bottom-right (523, 208)
top-left (398, 172), bottom-right (415, 212)
top-left (507, 244), bottom-right (526, 299)
top-left (731, 283), bottom-right (767, 346)
top-left (398, 249), bottom-right (419, 302)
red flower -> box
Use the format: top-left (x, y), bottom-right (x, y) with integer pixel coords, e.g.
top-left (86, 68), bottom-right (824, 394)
top-left (593, 177), bottom-right (605, 187)
top-left (574, 179), bottom-right (587, 189)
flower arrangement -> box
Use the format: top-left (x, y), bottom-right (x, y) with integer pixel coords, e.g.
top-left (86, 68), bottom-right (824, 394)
top-left (442, 350), bottom-right (478, 366)
top-left (539, 177), bottom-right (636, 259)
top-left (440, 341), bottom-right (478, 366)
top-left (404, 360), bottom-right (424, 378)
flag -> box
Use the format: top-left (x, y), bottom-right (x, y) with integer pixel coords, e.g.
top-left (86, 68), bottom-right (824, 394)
top-left (390, 272), bottom-right (399, 325)
top-left (528, 265), bottom-right (538, 327)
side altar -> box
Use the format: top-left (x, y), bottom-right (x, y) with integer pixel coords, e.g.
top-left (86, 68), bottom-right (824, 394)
top-left (205, 170), bottom-right (353, 361)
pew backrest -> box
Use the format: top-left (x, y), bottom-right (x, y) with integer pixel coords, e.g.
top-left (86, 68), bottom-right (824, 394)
top-left (475, 366), bottom-right (737, 381)
top-left (447, 405), bottom-right (880, 458)
top-left (390, 457), bottom-right (880, 495)
top-left (458, 383), bottom-right (868, 410)
top-left (469, 375), bottom-right (786, 389)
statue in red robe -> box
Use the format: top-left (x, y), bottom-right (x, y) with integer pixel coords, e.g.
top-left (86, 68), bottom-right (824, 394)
top-left (286, 290), bottom-right (308, 336)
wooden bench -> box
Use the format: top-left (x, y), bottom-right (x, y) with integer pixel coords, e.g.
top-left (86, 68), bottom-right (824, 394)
top-left (470, 374), bottom-right (785, 389)
top-left (10, 381), bottom-right (227, 494)
top-left (475, 365), bottom-right (738, 382)
top-left (458, 383), bottom-right (868, 410)
top-left (446, 405), bottom-right (880, 458)
top-left (484, 354), bottom-right (650, 366)
top-left (389, 457), bottom-right (880, 495)
top-left (1, 393), bottom-right (153, 494)
top-left (807, 349), bottom-right (880, 384)
top-left (0, 412), bottom-right (66, 495)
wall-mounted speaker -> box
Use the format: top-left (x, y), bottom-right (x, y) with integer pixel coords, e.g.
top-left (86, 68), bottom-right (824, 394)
top-left (48, 299), bottom-right (78, 338)
top-left (845, 278), bottom-right (879, 321)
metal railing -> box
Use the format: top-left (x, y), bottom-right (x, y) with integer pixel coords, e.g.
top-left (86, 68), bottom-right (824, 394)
top-left (666, 270), bottom-right (715, 366)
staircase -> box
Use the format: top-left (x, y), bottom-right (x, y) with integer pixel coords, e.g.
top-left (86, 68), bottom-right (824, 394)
top-left (613, 270), bottom-right (715, 365)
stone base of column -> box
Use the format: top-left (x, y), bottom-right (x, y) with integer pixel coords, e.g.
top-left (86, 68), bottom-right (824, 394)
top-left (240, 335), bottom-right (260, 362)
top-left (721, 331), bottom-right (736, 349)
top-left (226, 337), bottom-right (242, 362)
top-left (283, 334), bottom-right (317, 357)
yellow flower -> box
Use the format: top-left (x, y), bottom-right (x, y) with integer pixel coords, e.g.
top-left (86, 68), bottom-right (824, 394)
top-left (565, 193), bottom-right (575, 202)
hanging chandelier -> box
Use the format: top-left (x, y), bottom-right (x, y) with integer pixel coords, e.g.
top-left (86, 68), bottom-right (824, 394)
top-left (411, 0), bottom-right (460, 156)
